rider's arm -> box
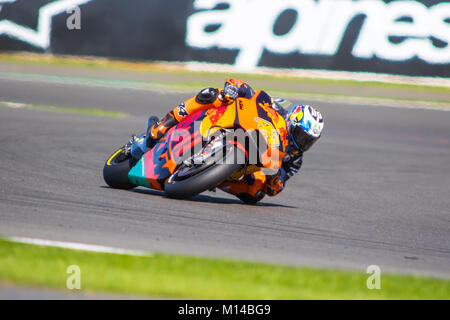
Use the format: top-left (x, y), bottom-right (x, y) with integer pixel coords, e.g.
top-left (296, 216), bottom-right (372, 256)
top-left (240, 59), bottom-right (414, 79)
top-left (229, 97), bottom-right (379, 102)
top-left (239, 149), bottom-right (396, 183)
top-left (264, 153), bottom-right (303, 196)
top-left (150, 88), bottom-right (228, 140)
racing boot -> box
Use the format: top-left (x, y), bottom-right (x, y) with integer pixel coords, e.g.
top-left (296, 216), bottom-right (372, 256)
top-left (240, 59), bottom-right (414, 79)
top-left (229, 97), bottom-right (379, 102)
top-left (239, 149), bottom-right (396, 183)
top-left (147, 111), bottom-right (179, 148)
top-left (146, 116), bottom-right (159, 149)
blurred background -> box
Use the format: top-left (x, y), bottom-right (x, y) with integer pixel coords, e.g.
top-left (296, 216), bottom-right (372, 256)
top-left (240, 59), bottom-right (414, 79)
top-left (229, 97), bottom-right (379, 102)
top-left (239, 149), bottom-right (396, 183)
top-left (0, 0), bottom-right (449, 77)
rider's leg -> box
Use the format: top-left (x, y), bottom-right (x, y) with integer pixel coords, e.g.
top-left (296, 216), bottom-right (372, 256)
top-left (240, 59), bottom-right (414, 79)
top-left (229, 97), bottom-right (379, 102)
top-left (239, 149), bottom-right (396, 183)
top-left (146, 116), bottom-right (159, 148)
top-left (149, 111), bottom-right (178, 142)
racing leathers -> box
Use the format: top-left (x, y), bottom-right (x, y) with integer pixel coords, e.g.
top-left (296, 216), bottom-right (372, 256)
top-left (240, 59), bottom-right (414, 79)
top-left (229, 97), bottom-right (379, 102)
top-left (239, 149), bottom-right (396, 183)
top-left (148, 80), bottom-right (303, 203)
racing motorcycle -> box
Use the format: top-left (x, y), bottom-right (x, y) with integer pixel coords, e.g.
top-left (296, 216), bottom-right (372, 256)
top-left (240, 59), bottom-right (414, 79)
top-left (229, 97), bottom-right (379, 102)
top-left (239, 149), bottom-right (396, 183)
top-left (103, 90), bottom-right (287, 198)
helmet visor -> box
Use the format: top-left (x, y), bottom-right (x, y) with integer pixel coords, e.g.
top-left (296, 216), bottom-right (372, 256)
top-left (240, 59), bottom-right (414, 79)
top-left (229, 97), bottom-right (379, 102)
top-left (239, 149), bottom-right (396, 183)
top-left (291, 126), bottom-right (318, 152)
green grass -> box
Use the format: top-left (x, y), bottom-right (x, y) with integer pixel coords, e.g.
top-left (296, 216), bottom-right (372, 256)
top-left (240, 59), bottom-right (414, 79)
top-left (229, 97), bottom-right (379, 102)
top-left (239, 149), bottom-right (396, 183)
top-left (165, 72), bottom-right (450, 96)
top-left (148, 81), bottom-right (450, 107)
top-left (1, 53), bottom-right (449, 110)
top-left (0, 238), bottom-right (448, 299)
top-left (2, 52), bottom-right (449, 96)
top-left (2, 70), bottom-right (447, 109)
top-left (0, 101), bottom-right (129, 118)
top-left (32, 104), bottom-right (129, 118)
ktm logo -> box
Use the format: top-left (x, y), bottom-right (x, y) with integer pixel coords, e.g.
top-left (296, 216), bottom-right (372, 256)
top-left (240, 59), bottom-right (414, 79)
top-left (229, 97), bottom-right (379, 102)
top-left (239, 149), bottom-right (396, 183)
top-left (0, 0), bottom-right (92, 48)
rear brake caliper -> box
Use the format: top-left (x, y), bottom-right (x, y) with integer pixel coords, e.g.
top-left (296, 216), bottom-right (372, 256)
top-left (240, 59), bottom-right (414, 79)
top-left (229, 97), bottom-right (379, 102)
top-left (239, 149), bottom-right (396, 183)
top-left (123, 135), bottom-right (134, 156)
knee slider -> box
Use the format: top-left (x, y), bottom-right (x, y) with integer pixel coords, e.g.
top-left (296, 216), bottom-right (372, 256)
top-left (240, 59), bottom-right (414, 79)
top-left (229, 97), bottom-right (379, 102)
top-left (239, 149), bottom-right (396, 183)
top-left (237, 191), bottom-right (265, 204)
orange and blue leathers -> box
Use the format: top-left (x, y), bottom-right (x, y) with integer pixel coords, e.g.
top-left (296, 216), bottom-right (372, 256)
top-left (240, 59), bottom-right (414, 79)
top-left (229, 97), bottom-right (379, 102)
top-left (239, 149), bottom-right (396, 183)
top-left (149, 79), bottom-right (302, 203)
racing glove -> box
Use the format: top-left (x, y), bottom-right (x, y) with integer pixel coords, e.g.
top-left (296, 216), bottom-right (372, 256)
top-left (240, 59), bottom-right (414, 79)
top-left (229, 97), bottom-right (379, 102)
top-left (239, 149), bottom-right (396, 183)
top-left (264, 174), bottom-right (284, 197)
top-left (264, 152), bottom-right (303, 196)
top-left (280, 153), bottom-right (303, 183)
top-left (222, 80), bottom-right (239, 101)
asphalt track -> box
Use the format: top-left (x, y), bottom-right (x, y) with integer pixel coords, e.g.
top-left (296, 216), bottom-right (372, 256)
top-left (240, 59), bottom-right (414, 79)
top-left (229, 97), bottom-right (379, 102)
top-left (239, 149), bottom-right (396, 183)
top-left (0, 69), bottom-right (449, 279)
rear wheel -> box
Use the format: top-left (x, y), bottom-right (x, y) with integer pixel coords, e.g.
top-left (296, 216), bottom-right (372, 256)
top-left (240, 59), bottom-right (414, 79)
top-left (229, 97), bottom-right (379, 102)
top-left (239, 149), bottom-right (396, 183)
top-left (103, 147), bottom-right (136, 190)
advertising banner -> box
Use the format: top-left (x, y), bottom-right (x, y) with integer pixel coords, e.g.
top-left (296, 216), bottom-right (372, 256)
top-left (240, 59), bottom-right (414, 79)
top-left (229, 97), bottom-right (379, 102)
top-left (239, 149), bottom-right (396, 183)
top-left (0, 0), bottom-right (449, 77)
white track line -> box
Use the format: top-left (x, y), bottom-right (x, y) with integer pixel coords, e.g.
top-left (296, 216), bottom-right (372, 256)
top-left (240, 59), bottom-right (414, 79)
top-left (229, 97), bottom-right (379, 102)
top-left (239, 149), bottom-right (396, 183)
top-left (6, 236), bottom-right (151, 257)
top-left (182, 61), bottom-right (450, 88)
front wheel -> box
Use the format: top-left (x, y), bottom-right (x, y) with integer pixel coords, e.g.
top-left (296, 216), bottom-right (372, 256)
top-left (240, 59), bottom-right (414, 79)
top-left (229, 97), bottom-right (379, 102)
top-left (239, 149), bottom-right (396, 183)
top-left (164, 147), bottom-right (245, 198)
top-left (103, 147), bottom-right (136, 190)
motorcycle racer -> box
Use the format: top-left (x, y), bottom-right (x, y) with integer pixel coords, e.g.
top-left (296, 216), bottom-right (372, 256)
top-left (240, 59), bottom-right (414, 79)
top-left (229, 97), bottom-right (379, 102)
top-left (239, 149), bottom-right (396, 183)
top-left (147, 78), bottom-right (324, 204)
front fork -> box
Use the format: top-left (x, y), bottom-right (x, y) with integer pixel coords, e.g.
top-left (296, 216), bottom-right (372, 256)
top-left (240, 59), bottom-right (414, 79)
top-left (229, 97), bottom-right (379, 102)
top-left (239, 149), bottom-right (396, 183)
top-left (129, 135), bottom-right (147, 160)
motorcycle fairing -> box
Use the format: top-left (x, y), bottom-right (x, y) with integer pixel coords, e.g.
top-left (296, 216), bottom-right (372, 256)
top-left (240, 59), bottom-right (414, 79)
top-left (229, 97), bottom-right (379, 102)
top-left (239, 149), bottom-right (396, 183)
top-left (235, 90), bottom-right (288, 171)
top-left (128, 111), bottom-right (206, 190)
